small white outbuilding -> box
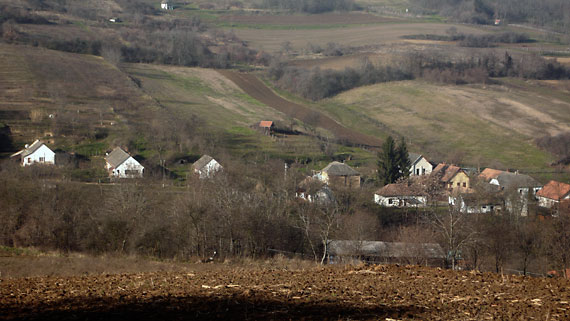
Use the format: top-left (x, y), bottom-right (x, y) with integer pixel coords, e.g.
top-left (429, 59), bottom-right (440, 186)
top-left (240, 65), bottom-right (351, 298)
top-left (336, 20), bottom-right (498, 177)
top-left (105, 147), bottom-right (144, 178)
top-left (161, 0), bottom-right (173, 10)
top-left (11, 140), bottom-right (55, 166)
top-left (192, 155), bottom-right (222, 179)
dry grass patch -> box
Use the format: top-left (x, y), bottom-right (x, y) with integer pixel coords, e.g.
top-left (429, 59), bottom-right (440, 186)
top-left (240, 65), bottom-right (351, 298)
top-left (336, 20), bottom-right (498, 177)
top-left (233, 23), bottom-right (488, 52)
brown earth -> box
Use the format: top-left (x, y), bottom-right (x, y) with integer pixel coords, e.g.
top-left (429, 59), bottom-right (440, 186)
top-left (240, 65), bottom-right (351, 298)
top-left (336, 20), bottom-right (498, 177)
top-left (220, 12), bottom-right (399, 25)
top-left (217, 70), bottom-right (382, 147)
top-left (2, 264), bottom-right (570, 320)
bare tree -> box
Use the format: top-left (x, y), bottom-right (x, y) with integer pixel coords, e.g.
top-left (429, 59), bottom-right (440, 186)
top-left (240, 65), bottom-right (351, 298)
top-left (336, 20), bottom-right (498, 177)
top-left (101, 46), bottom-right (122, 66)
top-left (430, 207), bottom-right (474, 269)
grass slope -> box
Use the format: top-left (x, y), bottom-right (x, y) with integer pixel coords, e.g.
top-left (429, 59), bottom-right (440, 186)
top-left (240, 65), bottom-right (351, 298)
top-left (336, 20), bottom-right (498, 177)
top-left (0, 44), bottom-right (154, 152)
top-left (319, 79), bottom-right (570, 169)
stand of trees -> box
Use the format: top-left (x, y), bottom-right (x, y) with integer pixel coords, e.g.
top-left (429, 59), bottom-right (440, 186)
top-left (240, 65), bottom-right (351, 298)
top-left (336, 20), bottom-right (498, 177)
top-left (270, 50), bottom-right (570, 100)
top-left (269, 59), bottom-right (413, 100)
top-left (412, 0), bottom-right (570, 33)
top-left (2, 156), bottom-right (570, 276)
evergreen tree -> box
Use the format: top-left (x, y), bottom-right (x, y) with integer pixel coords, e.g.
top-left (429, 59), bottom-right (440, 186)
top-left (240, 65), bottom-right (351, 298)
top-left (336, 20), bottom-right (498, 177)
top-left (396, 137), bottom-right (411, 179)
top-left (378, 136), bottom-right (411, 185)
top-left (377, 136), bottom-right (399, 185)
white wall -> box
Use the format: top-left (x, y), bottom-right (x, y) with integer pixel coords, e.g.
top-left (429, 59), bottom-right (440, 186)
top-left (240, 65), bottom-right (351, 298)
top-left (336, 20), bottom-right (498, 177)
top-left (23, 145), bottom-right (55, 166)
top-left (375, 194), bottom-right (426, 207)
top-left (113, 157), bottom-right (144, 178)
top-left (197, 159), bottom-right (222, 179)
top-left (410, 157), bottom-right (433, 176)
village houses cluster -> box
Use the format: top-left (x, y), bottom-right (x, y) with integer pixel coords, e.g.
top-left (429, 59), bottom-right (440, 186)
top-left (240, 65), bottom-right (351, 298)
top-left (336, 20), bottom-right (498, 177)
top-left (12, 139), bottom-right (570, 214)
top-left (10, 140), bottom-right (223, 180)
top-left (296, 151), bottom-right (569, 217)
top-left (11, 137), bottom-right (570, 266)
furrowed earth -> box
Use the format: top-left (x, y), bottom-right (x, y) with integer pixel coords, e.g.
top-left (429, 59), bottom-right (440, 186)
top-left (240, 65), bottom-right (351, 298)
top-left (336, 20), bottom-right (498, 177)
top-left (1, 264), bottom-right (569, 320)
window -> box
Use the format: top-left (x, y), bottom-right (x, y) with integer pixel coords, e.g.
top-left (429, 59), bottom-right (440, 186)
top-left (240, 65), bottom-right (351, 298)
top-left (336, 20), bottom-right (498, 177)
top-left (27, 158), bottom-right (31, 163)
top-left (39, 157), bottom-right (45, 162)
top-left (422, 168), bottom-right (426, 175)
top-left (457, 182), bottom-right (461, 187)
top-left (462, 182), bottom-right (466, 188)
top-left (388, 199), bottom-right (393, 204)
top-left (416, 169), bottom-right (420, 175)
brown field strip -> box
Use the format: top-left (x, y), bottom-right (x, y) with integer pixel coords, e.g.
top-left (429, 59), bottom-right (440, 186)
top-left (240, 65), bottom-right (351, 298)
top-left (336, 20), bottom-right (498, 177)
top-left (2, 264), bottom-right (569, 320)
top-left (220, 12), bottom-right (399, 25)
top-left (217, 70), bottom-right (382, 147)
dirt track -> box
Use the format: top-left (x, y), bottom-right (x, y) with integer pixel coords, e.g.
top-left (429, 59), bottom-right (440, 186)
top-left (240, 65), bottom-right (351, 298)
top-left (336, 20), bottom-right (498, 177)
top-left (217, 70), bottom-right (381, 147)
top-left (2, 264), bottom-right (569, 320)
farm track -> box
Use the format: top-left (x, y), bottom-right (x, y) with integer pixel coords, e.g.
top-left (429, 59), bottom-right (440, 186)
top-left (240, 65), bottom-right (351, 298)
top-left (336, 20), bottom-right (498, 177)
top-left (1, 264), bottom-right (570, 320)
top-left (218, 70), bottom-right (382, 148)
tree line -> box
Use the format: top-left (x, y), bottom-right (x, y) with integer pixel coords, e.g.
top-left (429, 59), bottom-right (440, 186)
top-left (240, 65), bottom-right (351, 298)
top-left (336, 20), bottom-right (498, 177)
top-left (269, 50), bottom-right (570, 100)
top-left (411, 0), bottom-right (570, 33)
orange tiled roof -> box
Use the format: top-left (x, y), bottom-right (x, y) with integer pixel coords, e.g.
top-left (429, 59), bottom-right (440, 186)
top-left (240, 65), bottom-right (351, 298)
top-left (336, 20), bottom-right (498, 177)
top-left (479, 168), bottom-right (504, 181)
top-left (536, 180), bottom-right (570, 201)
top-left (259, 121), bottom-right (273, 128)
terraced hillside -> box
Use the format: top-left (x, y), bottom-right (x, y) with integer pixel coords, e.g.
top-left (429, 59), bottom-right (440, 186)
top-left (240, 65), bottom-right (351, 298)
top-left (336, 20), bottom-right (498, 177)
top-left (0, 44), bottom-right (153, 151)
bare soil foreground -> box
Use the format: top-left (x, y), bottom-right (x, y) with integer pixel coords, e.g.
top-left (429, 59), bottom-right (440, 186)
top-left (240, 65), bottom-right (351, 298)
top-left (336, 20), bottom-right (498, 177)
top-left (2, 264), bottom-right (569, 320)
top-left (217, 70), bottom-right (382, 148)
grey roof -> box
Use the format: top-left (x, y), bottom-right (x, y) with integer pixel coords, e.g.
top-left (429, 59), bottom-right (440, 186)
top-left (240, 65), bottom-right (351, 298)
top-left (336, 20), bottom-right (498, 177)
top-left (11, 140), bottom-right (48, 158)
top-left (460, 193), bottom-right (503, 206)
top-left (192, 155), bottom-right (214, 170)
top-left (105, 147), bottom-right (131, 168)
top-left (328, 240), bottom-right (445, 259)
top-left (408, 152), bottom-right (422, 165)
top-left (375, 183), bottom-right (426, 197)
top-left (322, 161), bottom-right (359, 176)
top-left (495, 172), bottom-right (542, 189)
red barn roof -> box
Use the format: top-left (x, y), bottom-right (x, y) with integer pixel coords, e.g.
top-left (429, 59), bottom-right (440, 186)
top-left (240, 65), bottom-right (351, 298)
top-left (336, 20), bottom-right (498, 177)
top-left (536, 180), bottom-right (570, 201)
top-left (259, 121), bottom-right (273, 128)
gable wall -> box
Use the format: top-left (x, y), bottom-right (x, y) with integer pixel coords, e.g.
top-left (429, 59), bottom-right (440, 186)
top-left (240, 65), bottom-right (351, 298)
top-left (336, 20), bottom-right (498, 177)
top-left (23, 145), bottom-right (55, 166)
top-left (410, 158), bottom-right (433, 176)
top-left (449, 172), bottom-right (470, 194)
top-left (114, 157), bottom-right (144, 178)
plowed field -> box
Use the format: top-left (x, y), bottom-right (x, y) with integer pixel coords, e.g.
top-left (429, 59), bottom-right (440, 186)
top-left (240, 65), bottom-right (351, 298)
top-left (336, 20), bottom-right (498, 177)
top-left (220, 12), bottom-right (398, 25)
top-left (2, 264), bottom-right (569, 320)
top-left (218, 70), bottom-right (382, 147)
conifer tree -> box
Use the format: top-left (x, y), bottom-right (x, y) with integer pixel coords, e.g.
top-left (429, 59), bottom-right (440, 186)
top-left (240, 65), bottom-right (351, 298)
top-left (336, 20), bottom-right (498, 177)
top-left (378, 136), bottom-right (411, 185)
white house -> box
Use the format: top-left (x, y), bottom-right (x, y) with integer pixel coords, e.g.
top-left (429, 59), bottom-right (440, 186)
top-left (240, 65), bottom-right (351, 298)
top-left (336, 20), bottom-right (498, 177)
top-left (161, 0), bottom-right (173, 10)
top-left (489, 172), bottom-right (542, 216)
top-left (296, 176), bottom-right (335, 204)
top-left (11, 140), bottom-right (55, 166)
top-left (105, 147), bottom-right (144, 178)
top-left (374, 182), bottom-right (427, 208)
top-left (536, 180), bottom-right (570, 209)
top-left (192, 155), bottom-right (222, 179)
top-left (449, 193), bottom-right (502, 214)
top-left (408, 153), bottom-right (433, 176)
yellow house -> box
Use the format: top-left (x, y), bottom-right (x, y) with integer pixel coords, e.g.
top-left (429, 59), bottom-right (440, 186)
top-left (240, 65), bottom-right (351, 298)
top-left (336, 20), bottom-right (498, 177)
top-left (432, 163), bottom-right (470, 194)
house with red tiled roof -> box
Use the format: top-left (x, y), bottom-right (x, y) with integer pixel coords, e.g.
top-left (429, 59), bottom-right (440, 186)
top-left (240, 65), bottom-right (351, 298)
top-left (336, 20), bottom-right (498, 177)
top-left (431, 163), bottom-right (470, 194)
top-left (478, 168), bottom-right (504, 182)
top-left (258, 121), bottom-right (274, 135)
top-left (536, 180), bottom-right (570, 209)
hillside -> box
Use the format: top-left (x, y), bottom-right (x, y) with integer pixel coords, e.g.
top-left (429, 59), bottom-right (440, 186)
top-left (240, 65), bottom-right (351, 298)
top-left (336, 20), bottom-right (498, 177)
top-left (323, 78), bottom-right (570, 168)
top-left (1, 0), bottom-right (569, 174)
